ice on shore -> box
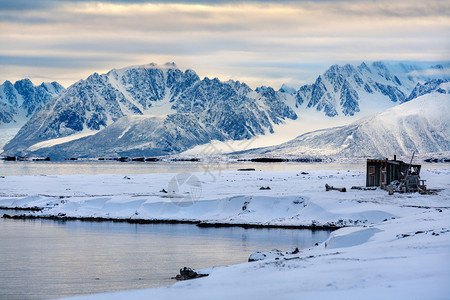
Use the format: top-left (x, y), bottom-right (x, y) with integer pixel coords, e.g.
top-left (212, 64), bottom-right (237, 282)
top-left (1, 166), bottom-right (449, 299)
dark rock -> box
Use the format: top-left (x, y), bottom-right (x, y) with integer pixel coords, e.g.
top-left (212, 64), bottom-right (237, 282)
top-left (325, 184), bottom-right (346, 192)
top-left (145, 157), bottom-right (159, 162)
top-left (171, 158), bottom-right (200, 162)
top-left (251, 158), bottom-right (285, 162)
top-left (180, 267), bottom-right (197, 278)
top-left (173, 267), bottom-right (208, 280)
top-left (132, 157), bottom-right (145, 162)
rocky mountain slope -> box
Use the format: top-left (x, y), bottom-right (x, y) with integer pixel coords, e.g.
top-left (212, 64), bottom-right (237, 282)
top-left (0, 79), bottom-right (64, 126)
top-left (0, 79), bottom-right (65, 151)
top-left (2, 61), bottom-right (448, 158)
top-left (295, 62), bottom-right (440, 117)
top-left (243, 81), bottom-right (450, 157)
top-left (2, 63), bottom-right (297, 157)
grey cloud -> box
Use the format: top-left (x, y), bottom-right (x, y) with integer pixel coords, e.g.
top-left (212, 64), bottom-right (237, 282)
top-left (0, 0), bottom-right (332, 11)
top-left (0, 0), bottom-right (54, 11)
top-left (0, 55), bottom-right (116, 68)
top-left (1, 0), bottom-right (448, 88)
top-left (0, 9), bottom-right (252, 32)
top-left (2, 0), bottom-right (448, 19)
top-left (325, 0), bottom-right (450, 18)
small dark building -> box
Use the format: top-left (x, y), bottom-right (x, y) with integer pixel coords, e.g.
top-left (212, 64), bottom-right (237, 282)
top-left (366, 156), bottom-right (421, 189)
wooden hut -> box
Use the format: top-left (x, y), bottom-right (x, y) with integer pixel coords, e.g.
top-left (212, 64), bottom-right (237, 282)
top-left (366, 156), bottom-right (421, 189)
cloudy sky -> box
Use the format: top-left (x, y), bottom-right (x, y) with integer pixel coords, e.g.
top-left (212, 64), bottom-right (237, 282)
top-left (0, 0), bottom-right (449, 88)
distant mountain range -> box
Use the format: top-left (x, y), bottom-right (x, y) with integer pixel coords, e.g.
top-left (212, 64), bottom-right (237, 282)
top-left (296, 62), bottom-right (417, 117)
top-left (1, 61), bottom-right (449, 159)
top-left (240, 81), bottom-right (450, 157)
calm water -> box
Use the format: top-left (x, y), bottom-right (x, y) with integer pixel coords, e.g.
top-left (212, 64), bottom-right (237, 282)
top-left (0, 211), bottom-right (332, 300)
top-left (0, 160), bottom-right (364, 176)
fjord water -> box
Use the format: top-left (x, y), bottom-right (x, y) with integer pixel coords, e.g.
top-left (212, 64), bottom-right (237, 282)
top-left (0, 160), bottom-right (355, 299)
top-left (0, 160), bottom-right (364, 176)
top-left (0, 211), bottom-right (332, 300)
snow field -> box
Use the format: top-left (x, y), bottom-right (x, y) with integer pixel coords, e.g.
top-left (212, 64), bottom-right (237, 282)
top-left (1, 166), bottom-right (449, 299)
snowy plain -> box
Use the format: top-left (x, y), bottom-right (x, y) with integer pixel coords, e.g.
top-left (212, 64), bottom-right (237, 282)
top-left (0, 164), bottom-right (449, 299)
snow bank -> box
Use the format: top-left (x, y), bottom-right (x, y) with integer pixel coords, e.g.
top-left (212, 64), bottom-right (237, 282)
top-left (325, 227), bottom-right (382, 249)
top-left (2, 168), bottom-right (442, 228)
top-left (1, 166), bottom-right (449, 299)
top-left (64, 207), bottom-right (450, 300)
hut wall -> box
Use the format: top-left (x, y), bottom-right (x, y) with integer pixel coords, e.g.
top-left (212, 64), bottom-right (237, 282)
top-left (366, 161), bottom-right (382, 187)
top-left (366, 158), bottom-right (422, 188)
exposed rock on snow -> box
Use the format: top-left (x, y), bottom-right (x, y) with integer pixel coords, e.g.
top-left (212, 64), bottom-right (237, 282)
top-left (242, 81), bottom-right (450, 157)
top-left (172, 267), bottom-right (209, 281)
top-left (0, 79), bottom-right (65, 150)
top-left (295, 61), bottom-right (440, 117)
top-left (248, 248), bottom-right (299, 262)
top-left (3, 61), bottom-right (448, 159)
top-left (0, 79), bottom-right (64, 125)
top-left (2, 63), bottom-right (296, 158)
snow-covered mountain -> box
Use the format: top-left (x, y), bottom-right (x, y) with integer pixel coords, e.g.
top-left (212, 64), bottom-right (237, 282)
top-left (0, 79), bottom-right (65, 151)
top-left (0, 79), bottom-right (64, 126)
top-left (294, 62), bottom-right (445, 117)
top-left (2, 63), bottom-right (297, 158)
top-left (243, 81), bottom-right (450, 157)
top-left (2, 61), bottom-right (448, 159)
top-left (406, 78), bottom-right (449, 101)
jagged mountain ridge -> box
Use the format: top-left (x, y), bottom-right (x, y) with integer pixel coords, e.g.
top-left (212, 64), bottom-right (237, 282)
top-left (242, 81), bottom-right (450, 157)
top-left (406, 79), bottom-right (449, 101)
top-left (0, 79), bottom-right (65, 125)
top-left (2, 61), bottom-right (448, 158)
top-left (3, 63), bottom-right (297, 157)
top-left (295, 62), bottom-right (431, 117)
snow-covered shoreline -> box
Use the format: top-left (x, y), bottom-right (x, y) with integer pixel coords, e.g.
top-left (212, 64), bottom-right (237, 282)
top-left (1, 167), bottom-right (449, 299)
top-left (2, 168), bottom-right (444, 228)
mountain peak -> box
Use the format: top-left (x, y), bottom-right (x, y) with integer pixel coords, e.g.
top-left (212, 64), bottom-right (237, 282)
top-left (2, 80), bottom-right (13, 87)
top-left (163, 62), bottom-right (178, 68)
top-left (0, 78), bottom-right (65, 127)
top-left (3, 60), bottom-right (448, 159)
top-left (243, 89), bottom-right (450, 157)
top-left (111, 62), bottom-right (180, 74)
top-left (14, 78), bottom-right (34, 90)
top-left (372, 61), bottom-right (388, 71)
top-left (279, 84), bottom-right (296, 95)
top-left (140, 62), bottom-right (178, 69)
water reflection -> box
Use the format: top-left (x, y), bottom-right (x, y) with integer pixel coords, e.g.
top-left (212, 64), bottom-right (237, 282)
top-left (0, 212), bottom-right (332, 299)
top-left (0, 160), bottom-right (364, 176)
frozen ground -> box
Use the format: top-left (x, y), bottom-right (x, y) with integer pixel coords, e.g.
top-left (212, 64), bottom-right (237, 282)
top-left (0, 166), bottom-right (449, 299)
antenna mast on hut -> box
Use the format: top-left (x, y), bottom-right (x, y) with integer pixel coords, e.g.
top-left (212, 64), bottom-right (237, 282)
top-left (405, 152), bottom-right (415, 179)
